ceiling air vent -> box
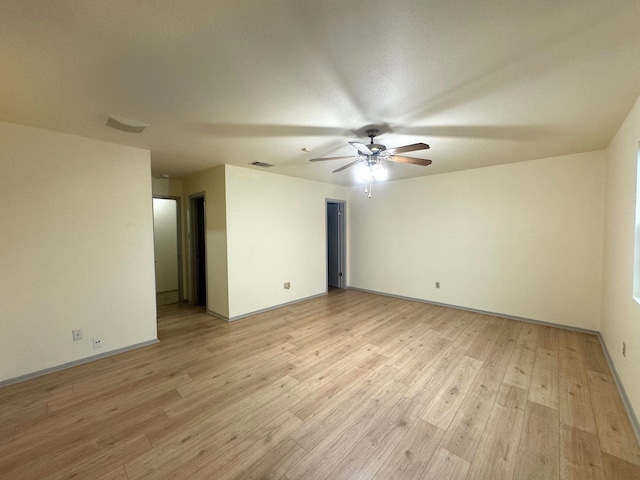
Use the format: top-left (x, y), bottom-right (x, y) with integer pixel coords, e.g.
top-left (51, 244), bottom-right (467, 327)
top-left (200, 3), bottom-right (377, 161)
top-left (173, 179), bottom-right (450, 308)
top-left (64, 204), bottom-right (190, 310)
top-left (249, 161), bottom-right (275, 168)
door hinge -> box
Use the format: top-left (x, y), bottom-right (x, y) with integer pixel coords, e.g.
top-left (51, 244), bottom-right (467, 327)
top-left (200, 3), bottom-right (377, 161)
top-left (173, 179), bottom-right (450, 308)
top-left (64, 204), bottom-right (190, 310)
top-left (339, 272), bottom-right (343, 277)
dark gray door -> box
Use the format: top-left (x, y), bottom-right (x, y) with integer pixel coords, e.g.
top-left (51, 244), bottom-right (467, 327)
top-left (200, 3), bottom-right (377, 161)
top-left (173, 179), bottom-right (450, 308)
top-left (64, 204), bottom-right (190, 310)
top-left (327, 202), bottom-right (344, 288)
top-left (191, 195), bottom-right (207, 306)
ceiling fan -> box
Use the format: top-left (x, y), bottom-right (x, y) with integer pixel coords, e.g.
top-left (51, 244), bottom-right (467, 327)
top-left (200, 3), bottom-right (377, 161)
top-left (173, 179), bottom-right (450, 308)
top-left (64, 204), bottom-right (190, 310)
top-left (309, 128), bottom-right (432, 172)
top-left (309, 128), bottom-right (432, 197)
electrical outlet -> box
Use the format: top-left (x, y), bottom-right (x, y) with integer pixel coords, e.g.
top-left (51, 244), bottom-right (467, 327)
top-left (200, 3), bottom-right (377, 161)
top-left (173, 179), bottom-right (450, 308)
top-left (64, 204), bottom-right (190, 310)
top-left (93, 337), bottom-right (102, 349)
top-left (623, 342), bottom-right (626, 357)
top-left (284, 282), bottom-right (291, 289)
top-left (72, 329), bottom-right (83, 341)
top-left (435, 282), bottom-right (440, 289)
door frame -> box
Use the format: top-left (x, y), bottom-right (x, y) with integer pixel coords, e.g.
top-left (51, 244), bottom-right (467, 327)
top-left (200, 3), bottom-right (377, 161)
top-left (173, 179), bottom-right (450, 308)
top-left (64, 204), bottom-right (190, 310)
top-left (326, 199), bottom-right (346, 289)
top-left (152, 195), bottom-right (184, 303)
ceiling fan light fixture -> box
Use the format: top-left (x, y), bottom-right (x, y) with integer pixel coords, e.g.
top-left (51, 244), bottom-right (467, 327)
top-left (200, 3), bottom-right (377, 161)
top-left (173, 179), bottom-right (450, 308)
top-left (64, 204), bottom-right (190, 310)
top-left (310, 128), bottom-right (432, 197)
top-left (357, 158), bottom-right (388, 198)
top-left (372, 160), bottom-right (388, 181)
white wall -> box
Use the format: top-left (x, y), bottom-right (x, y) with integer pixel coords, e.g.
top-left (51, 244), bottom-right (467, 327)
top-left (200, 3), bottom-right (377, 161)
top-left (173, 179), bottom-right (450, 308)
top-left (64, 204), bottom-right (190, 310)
top-left (348, 151), bottom-right (605, 331)
top-left (602, 92), bottom-right (640, 420)
top-left (182, 166), bottom-right (229, 317)
top-left (152, 177), bottom-right (184, 198)
top-left (0, 122), bottom-right (157, 382)
top-left (225, 165), bottom-right (347, 319)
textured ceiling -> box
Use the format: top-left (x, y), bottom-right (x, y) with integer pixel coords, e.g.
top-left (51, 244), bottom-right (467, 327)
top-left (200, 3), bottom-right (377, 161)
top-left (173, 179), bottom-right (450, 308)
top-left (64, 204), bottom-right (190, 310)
top-left (1, 1), bottom-right (639, 186)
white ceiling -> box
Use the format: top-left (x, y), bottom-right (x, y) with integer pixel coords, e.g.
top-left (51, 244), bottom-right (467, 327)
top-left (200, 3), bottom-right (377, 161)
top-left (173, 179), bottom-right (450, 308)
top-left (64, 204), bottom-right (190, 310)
top-left (2, 1), bottom-right (639, 186)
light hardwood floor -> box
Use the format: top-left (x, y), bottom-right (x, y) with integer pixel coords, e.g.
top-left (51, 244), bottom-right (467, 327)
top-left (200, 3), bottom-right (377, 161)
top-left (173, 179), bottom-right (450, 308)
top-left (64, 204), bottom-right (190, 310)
top-left (1, 289), bottom-right (640, 479)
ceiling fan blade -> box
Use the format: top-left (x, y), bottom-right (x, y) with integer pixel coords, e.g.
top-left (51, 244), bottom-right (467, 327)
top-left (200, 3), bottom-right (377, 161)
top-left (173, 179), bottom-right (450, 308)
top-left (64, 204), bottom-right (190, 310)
top-left (349, 141), bottom-right (373, 156)
top-left (309, 155), bottom-right (355, 162)
top-left (388, 155), bottom-right (433, 166)
top-left (333, 159), bottom-right (362, 173)
top-left (386, 142), bottom-right (430, 155)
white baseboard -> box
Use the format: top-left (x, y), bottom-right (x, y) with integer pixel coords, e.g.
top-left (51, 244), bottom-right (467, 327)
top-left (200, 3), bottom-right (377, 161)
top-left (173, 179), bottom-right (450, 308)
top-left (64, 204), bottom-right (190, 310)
top-left (208, 292), bottom-right (327, 322)
top-left (597, 334), bottom-right (640, 445)
top-left (0, 339), bottom-right (159, 388)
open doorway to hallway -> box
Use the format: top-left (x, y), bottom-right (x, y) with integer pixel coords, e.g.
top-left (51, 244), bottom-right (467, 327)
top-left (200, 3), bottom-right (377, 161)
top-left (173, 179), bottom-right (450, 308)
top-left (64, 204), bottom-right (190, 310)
top-left (152, 197), bottom-right (183, 306)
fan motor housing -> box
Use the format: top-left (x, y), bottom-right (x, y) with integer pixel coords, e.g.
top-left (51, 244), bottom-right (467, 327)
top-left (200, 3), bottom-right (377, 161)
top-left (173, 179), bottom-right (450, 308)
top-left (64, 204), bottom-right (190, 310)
top-left (368, 144), bottom-right (386, 154)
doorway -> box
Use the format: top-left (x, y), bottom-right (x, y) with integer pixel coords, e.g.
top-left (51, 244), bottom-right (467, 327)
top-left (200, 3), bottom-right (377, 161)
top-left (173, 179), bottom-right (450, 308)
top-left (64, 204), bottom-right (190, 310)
top-left (326, 200), bottom-right (346, 289)
top-left (152, 197), bottom-right (183, 306)
top-left (190, 193), bottom-right (207, 306)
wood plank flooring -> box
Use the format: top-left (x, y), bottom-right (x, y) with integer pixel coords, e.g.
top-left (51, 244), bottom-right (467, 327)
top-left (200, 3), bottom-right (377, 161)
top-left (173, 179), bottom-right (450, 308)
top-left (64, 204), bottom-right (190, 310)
top-left (1, 289), bottom-right (639, 479)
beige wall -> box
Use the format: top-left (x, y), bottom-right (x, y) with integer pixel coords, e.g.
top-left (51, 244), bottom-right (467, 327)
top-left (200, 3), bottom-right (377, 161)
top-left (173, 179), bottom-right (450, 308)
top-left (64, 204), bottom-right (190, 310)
top-left (0, 122), bottom-right (157, 382)
top-left (182, 165), bottom-right (347, 319)
top-left (348, 151), bottom-right (606, 331)
top-left (225, 165), bottom-right (347, 318)
top-left (152, 177), bottom-right (184, 198)
top-left (602, 92), bottom-right (640, 420)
